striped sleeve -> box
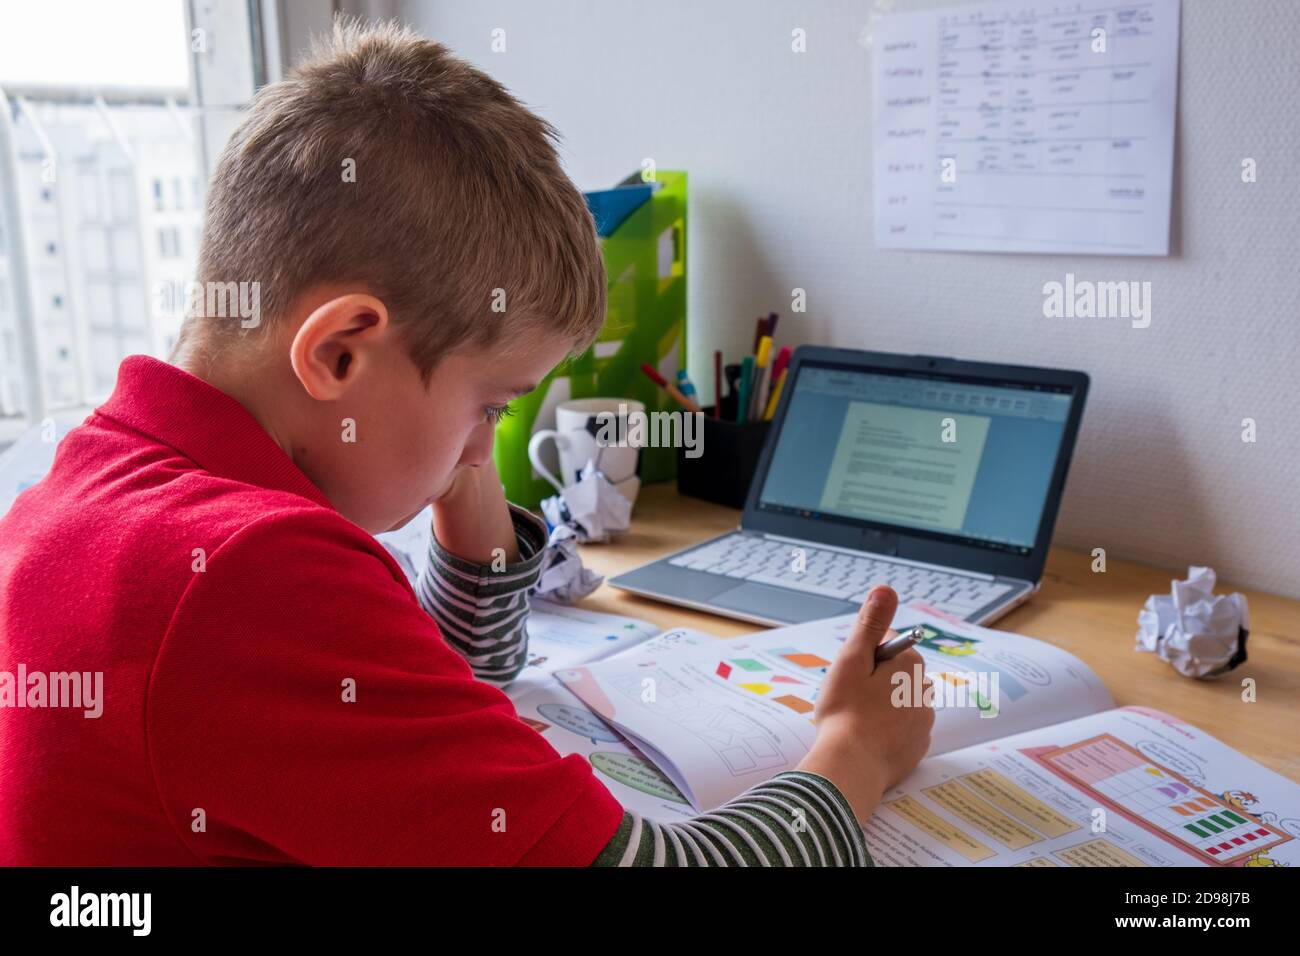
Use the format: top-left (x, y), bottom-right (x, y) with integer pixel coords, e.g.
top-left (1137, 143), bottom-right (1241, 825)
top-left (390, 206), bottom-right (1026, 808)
top-left (415, 501), bottom-right (549, 684)
top-left (590, 771), bottom-right (872, 867)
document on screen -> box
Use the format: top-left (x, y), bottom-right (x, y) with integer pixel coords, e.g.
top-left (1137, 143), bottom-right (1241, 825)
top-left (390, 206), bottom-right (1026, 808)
top-left (818, 402), bottom-right (989, 531)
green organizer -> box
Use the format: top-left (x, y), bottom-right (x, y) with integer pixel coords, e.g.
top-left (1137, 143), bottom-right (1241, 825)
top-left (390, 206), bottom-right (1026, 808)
top-left (494, 170), bottom-right (688, 510)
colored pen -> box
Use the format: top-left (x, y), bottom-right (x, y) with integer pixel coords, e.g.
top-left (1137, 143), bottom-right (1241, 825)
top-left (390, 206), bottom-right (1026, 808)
top-left (766, 346), bottom-right (791, 411)
top-left (676, 370), bottom-right (698, 401)
top-left (762, 367), bottom-right (787, 421)
top-left (640, 363), bottom-right (703, 414)
top-left (749, 335), bottom-right (772, 423)
top-left (875, 626), bottom-right (926, 664)
top-left (736, 357), bottom-right (754, 424)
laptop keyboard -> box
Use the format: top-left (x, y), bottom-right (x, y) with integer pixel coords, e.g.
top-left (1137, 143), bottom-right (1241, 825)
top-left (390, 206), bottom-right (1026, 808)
top-left (668, 533), bottom-right (1015, 618)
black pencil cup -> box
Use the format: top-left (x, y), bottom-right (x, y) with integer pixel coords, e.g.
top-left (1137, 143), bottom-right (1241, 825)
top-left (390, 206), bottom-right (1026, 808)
top-left (676, 397), bottom-right (771, 510)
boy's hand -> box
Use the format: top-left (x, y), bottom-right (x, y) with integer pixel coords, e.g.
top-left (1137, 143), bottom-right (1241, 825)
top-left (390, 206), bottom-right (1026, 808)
top-left (795, 586), bottom-right (934, 825)
top-left (430, 459), bottom-right (520, 566)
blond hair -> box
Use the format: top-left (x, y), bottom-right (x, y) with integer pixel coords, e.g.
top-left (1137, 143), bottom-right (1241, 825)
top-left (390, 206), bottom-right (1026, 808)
top-left (177, 17), bottom-right (606, 378)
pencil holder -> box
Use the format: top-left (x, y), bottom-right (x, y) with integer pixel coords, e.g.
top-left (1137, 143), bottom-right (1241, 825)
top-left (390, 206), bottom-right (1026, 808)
top-left (676, 397), bottom-right (771, 510)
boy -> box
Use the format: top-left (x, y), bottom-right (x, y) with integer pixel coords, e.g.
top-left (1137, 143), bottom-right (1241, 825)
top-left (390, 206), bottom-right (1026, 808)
top-left (0, 19), bottom-right (932, 866)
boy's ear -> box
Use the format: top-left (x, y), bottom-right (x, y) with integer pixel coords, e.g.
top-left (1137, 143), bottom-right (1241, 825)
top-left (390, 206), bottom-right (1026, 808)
top-left (288, 293), bottom-right (389, 401)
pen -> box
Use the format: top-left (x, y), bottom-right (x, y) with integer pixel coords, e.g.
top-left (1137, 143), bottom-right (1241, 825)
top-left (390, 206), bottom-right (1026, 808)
top-left (736, 357), bottom-right (754, 424)
top-left (875, 625), bottom-right (926, 664)
top-left (749, 335), bottom-right (772, 423)
top-left (766, 345), bottom-right (791, 410)
top-left (762, 367), bottom-right (787, 421)
top-left (676, 370), bottom-right (698, 401)
top-left (640, 363), bottom-right (704, 414)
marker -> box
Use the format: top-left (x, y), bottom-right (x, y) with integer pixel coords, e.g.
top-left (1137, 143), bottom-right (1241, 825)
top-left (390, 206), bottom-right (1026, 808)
top-left (749, 335), bottom-right (773, 422)
top-left (762, 367), bottom-right (787, 421)
top-left (640, 363), bottom-right (703, 414)
top-left (736, 357), bottom-right (754, 424)
top-left (875, 626), bottom-right (926, 664)
top-left (767, 346), bottom-right (792, 409)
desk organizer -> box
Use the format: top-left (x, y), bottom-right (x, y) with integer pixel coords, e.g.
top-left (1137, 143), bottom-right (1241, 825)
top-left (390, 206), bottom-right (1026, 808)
top-left (677, 396), bottom-right (771, 510)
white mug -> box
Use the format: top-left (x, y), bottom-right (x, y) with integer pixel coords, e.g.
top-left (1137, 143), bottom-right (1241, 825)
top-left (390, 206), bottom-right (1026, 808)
top-left (528, 398), bottom-right (644, 505)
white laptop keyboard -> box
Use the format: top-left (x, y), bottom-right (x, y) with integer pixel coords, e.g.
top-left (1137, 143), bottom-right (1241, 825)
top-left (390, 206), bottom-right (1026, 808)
top-left (669, 533), bottom-right (1015, 618)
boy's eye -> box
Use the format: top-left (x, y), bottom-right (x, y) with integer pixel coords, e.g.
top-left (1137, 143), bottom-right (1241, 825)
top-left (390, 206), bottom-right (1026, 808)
top-left (484, 402), bottom-right (515, 425)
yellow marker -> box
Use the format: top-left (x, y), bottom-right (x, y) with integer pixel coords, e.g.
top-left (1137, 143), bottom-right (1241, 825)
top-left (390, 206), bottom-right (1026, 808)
top-left (748, 336), bottom-right (773, 421)
top-left (762, 367), bottom-right (788, 421)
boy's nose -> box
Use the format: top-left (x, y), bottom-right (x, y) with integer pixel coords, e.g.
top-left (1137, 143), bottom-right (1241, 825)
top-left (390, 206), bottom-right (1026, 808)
top-left (461, 426), bottom-right (495, 467)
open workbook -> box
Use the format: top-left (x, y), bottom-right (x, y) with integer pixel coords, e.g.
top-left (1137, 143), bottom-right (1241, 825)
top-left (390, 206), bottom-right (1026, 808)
top-left (373, 520), bottom-right (1299, 867)
top-left (538, 602), bottom-right (1299, 868)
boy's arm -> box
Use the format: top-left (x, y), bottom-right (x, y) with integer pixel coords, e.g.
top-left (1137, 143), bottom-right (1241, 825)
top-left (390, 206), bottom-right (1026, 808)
top-left (418, 463), bottom-right (547, 683)
top-left (589, 771), bottom-right (873, 866)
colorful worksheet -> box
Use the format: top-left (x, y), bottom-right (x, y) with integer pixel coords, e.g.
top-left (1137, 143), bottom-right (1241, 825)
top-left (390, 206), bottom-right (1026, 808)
top-left (865, 706), bottom-right (1300, 867)
top-left (557, 604), bottom-right (1113, 811)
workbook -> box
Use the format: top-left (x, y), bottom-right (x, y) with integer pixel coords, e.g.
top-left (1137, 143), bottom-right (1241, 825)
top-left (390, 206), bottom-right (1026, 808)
top-left (553, 603), bottom-right (1300, 868)
top-left (372, 519), bottom-right (1300, 866)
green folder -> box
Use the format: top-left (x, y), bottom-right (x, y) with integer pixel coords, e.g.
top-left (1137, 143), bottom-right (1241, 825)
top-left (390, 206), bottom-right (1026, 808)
top-left (494, 170), bottom-right (688, 510)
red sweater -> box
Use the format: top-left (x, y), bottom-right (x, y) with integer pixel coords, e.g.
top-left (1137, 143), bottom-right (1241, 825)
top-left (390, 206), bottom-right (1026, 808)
top-left (0, 355), bottom-right (623, 865)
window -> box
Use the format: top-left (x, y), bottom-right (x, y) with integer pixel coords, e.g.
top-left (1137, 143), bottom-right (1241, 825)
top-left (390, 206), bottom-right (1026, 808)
top-left (0, 0), bottom-right (261, 427)
top-left (157, 227), bottom-right (180, 258)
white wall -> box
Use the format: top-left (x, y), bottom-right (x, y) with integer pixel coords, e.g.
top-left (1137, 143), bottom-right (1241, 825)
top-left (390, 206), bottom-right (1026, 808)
top-left (366, 0), bottom-right (1299, 597)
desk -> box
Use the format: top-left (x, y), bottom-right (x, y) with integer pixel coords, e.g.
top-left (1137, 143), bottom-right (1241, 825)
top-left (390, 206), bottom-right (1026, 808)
top-left (575, 483), bottom-right (1300, 784)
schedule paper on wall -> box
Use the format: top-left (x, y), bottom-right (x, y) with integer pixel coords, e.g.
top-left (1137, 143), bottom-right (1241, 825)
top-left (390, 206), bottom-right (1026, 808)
top-left (872, 0), bottom-right (1181, 255)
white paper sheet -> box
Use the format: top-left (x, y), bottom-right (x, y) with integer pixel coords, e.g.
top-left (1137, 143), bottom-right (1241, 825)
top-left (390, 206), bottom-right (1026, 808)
top-left (873, 0), bottom-right (1181, 255)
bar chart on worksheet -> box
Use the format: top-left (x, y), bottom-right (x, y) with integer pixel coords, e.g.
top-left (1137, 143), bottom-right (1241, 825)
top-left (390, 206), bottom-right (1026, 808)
top-left (872, 0), bottom-right (1181, 255)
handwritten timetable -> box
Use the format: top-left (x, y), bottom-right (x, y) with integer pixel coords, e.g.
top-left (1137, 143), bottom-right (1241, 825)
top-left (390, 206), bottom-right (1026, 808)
top-left (872, 0), bottom-right (1181, 255)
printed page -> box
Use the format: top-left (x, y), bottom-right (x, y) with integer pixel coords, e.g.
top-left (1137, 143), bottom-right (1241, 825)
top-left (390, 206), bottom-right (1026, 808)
top-left (557, 603), bottom-right (1111, 811)
top-left (873, 0), bottom-right (1181, 255)
top-left (505, 599), bottom-right (663, 697)
top-left (864, 706), bottom-right (1300, 867)
top-left (512, 627), bottom-right (722, 821)
top-left (892, 602), bottom-right (1114, 752)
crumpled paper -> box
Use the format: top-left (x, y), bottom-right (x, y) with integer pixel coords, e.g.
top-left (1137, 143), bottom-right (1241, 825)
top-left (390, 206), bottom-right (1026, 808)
top-left (538, 459), bottom-right (632, 544)
top-left (1135, 566), bottom-right (1249, 679)
top-left (530, 522), bottom-right (603, 604)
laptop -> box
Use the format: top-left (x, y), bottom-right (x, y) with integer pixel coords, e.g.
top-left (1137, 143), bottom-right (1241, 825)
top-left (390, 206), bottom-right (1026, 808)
top-left (610, 347), bottom-right (1089, 627)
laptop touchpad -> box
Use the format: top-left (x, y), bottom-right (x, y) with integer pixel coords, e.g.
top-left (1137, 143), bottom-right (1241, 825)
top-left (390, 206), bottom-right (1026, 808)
top-left (712, 582), bottom-right (856, 624)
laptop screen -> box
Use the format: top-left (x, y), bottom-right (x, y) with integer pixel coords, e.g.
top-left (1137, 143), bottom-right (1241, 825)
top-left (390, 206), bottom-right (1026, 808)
top-left (756, 362), bottom-right (1077, 556)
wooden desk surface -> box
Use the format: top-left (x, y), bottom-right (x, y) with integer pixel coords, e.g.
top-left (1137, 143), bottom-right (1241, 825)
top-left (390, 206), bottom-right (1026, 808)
top-left (575, 483), bottom-right (1300, 784)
